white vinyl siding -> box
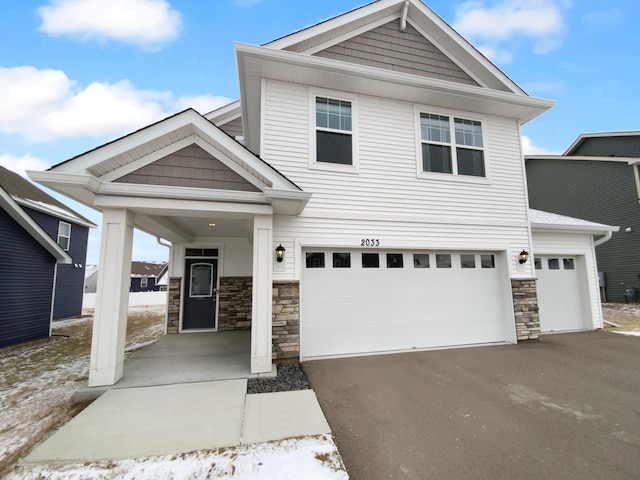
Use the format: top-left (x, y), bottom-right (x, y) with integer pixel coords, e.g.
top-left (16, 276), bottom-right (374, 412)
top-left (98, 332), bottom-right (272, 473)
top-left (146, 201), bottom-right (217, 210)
top-left (262, 80), bottom-right (529, 222)
top-left (262, 79), bottom-right (534, 280)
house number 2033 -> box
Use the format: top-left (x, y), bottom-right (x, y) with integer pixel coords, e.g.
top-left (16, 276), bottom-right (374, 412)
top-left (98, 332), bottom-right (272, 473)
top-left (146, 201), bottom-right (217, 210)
top-left (361, 239), bottom-right (380, 247)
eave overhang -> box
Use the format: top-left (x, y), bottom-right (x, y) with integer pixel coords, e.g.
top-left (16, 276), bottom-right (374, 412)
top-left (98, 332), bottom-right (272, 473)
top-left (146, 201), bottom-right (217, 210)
top-left (0, 187), bottom-right (72, 264)
top-left (236, 42), bottom-right (555, 155)
top-left (27, 171), bottom-right (312, 216)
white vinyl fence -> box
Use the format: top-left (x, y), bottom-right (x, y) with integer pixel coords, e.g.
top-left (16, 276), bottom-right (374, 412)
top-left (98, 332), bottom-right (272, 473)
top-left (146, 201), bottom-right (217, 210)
top-left (83, 291), bottom-right (167, 309)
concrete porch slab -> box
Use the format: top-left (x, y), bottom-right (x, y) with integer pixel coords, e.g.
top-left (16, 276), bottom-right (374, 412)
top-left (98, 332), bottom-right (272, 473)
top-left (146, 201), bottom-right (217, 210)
top-left (25, 380), bottom-right (247, 464)
top-left (242, 390), bottom-right (331, 445)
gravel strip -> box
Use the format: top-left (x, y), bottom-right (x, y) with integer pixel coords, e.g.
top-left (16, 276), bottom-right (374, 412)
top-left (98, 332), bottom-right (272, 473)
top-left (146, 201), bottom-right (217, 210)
top-left (247, 364), bottom-right (309, 394)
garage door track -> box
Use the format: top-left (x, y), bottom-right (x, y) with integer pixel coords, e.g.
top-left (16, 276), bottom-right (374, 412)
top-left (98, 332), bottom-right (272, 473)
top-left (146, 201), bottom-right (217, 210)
top-left (304, 331), bottom-right (640, 480)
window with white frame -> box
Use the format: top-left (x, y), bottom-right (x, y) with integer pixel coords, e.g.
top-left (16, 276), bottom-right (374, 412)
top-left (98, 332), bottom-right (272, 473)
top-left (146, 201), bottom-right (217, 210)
top-left (315, 96), bottom-right (353, 165)
top-left (57, 221), bottom-right (71, 251)
top-left (420, 113), bottom-right (486, 177)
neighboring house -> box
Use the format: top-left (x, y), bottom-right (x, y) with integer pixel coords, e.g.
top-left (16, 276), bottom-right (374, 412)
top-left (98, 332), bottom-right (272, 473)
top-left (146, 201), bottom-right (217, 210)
top-left (84, 262), bottom-right (168, 293)
top-left (30, 0), bottom-right (615, 387)
top-left (130, 262), bottom-right (168, 292)
top-left (0, 166), bottom-right (96, 348)
top-left (526, 131), bottom-right (640, 303)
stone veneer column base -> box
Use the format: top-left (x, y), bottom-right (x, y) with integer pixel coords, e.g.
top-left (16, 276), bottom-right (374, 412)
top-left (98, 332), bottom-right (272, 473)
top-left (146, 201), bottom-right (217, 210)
top-left (512, 279), bottom-right (541, 341)
top-left (272, 281), bottom-right (300, 362)
top-left (218, 277), bottom-right (253, 331)
top-left (167, 277), bottom-right (182, 334)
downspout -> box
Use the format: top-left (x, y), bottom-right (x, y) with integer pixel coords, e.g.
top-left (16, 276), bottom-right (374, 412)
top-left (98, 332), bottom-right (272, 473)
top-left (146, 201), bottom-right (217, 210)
top-left (400, 0), bottom-right (410, 31)
top-left (594, 231), bottom-right (613, 247)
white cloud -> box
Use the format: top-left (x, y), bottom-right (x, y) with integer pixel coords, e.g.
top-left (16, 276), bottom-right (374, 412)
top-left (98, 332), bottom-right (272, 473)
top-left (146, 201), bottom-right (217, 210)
top-left (454, 0), bottom-right (572, 62)
top-left (0, 66), bottom-right (233, 142)
top-left (522, 135), bottom-right (559, 155)
top-left (0, 154), bottom-right (51, 178)
top-left (38, 0), bottom-right (182, 48)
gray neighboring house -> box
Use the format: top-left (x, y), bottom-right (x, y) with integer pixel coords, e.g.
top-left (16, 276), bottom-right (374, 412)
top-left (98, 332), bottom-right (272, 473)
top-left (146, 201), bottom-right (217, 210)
top-left (526, 131), bottom-right (640, 303)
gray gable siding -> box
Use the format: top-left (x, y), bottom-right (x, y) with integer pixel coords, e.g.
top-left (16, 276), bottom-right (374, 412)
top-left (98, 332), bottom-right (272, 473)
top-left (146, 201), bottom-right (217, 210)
top-left (571, 136), bottom-right (640, 158)
top-left (0, 206), bottom-right (56, 348)
top-left (527, 159), bottom-right (640, 302)
top-left (116, 144), bottom-right (260, 192)
top-left (218, 117), bottom-right (243, 139)
top-left (313, 21), bottom-right (479, 87)
top-left (24, 207), bottom-right (89, 320)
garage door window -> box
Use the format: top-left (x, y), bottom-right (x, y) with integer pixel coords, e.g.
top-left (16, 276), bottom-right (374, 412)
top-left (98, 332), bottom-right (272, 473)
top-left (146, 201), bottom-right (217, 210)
top-left (481, 255), bottom-right (495, 269)
top-left (306, 253), bottom-right (325, 268)
top-left (461, 254), bottom-right (476, 268)
top-left (436, 254), bottom-right (452, 268)
top-left (362, 253), bottom-right (380, 268)
top-left (413, 254), bottom-right (430, 268)
top-left (563, 259), bottom-right (575, 270)
top-left (333, 253), bottom-right (351, 268)
top-left (387, 254), bottom-right (404, 268)
top-left (548, 258), bottom-right (560, 270)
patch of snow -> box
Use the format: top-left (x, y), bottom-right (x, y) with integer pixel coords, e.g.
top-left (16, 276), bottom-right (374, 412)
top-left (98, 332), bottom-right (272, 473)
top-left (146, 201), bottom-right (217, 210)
top-left (612, 331), bottom-right (640, 337)
top-left (7, 435), bottom-right (349, 480)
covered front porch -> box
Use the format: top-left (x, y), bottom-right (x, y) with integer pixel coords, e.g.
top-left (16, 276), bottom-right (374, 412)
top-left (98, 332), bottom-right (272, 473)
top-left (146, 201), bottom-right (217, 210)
top-left (29, 109), bottom-right (310, 387)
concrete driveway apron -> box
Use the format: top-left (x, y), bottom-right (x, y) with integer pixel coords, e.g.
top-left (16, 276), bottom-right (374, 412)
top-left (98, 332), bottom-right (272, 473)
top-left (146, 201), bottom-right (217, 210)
top-left (304, 332), bottom-right (640, 480)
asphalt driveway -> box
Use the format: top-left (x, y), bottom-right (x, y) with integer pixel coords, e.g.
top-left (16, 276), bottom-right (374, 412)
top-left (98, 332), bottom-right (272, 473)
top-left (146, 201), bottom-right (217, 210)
top-left (304, 332), bottom-right (640, 480)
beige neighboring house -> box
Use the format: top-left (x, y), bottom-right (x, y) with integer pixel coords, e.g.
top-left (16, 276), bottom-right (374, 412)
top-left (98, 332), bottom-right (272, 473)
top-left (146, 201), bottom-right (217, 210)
top-left (30, 0), bottom-right (614, 388)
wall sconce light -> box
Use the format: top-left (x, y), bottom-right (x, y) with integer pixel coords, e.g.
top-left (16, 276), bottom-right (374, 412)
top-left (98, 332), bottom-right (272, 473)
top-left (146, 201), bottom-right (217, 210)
top-left (275, 244), bottom-right (286, 263)
top-left (518, 250), bottom-right (529, 264)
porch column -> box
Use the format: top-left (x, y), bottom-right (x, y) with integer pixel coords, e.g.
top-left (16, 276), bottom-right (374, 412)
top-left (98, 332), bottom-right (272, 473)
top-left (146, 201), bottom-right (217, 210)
top-left (89, 208), bottom-right (134, 387)
top-left (251, 214), bottom-right (273, 373)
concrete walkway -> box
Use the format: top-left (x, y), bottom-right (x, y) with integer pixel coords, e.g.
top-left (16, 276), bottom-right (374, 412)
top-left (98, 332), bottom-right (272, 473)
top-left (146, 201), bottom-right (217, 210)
top-left (24, 380), bottom-right (331, 464)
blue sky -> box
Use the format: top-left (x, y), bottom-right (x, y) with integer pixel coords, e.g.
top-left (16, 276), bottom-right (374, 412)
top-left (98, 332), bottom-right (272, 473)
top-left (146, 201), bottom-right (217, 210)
top-left (1, 0), bottom-right (638, 264)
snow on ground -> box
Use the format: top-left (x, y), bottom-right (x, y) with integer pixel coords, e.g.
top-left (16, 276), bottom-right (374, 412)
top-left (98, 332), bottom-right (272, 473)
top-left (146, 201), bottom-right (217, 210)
top-left (612, 331), bottom-right (640, 337)
top-left (7, 435), bottom-right (349, 480)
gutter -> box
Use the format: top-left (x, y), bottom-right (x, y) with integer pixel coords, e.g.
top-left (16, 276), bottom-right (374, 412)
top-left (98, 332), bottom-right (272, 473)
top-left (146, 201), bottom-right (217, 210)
top-left (594, 231), bottom-right (613, 247)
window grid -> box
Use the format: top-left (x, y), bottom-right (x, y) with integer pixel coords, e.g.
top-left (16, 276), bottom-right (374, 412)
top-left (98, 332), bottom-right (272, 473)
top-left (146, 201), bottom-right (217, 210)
top-left (420, 113), bottom-right (486, 177)
top-left (57, 221), bottom-right (71, 251)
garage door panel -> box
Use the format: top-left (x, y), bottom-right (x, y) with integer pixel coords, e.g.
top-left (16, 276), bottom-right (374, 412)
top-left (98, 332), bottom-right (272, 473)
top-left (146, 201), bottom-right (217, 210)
top-left (536, 255), bottom-right (588, 333)
top-left (301, 250), bottom-right (511, 358)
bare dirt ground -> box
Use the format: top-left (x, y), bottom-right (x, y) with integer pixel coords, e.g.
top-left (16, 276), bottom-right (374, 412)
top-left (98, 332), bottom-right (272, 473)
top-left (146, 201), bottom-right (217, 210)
top-left (602, 303), bottom-right (640, 332)
top-left (0, 306), bottom-right (165, 477)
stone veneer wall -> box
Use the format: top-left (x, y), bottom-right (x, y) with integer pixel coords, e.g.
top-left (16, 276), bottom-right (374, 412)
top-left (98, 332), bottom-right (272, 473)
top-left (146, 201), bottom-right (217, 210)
top-left (218, 277), bottom-right (252, 331)
top-left (167, 277), bottom-right (182, 334)
top-left (512, 279), bottom-right (541, 341)
top-left (272, 281), bottom-right (300, 361)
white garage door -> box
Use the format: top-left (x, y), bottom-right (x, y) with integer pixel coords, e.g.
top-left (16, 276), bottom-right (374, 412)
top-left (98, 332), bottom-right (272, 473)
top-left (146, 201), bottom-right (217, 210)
top-left (301, 249), bottom-right (513, 359)
top-left (536, 256), bottom-right (588, 333)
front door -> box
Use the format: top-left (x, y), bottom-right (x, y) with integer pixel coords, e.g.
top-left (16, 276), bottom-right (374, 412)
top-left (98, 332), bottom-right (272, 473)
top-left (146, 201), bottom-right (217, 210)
top-left (183, 258), bottom-right (218, 330)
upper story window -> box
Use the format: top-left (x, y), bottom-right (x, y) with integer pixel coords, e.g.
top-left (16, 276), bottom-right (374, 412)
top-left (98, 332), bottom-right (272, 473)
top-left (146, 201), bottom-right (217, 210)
top-left (57, 221), bottom-right (71, 251)
top-left (420, 113), bottom-right (485, 177)
top-left (315, 96), bottom-right (353, 165)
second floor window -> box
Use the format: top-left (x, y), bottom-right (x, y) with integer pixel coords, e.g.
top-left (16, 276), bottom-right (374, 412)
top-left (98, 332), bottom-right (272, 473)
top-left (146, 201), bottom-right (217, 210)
top-left (420, 113), bottom-right (485, 177)
top-left (316, 96), bottom-right (352, 165)
top-left (57, 221), bottom-right (71, 251)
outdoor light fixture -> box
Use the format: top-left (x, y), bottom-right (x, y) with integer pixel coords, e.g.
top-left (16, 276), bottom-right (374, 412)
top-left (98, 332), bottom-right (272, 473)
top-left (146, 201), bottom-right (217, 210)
top-left (275, 244), bottom-right (286, 263)
top-left (518, 250), bottom-right (529, 264)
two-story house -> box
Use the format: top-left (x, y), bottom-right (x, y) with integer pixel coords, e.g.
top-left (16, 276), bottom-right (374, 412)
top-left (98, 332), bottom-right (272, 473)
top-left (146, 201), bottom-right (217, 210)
top-left (527, 131), bottom-right (640, 303)
top-left (0, 166), bottom-right (96, 348)
top-left (30, 0), bottom-right (615, 387)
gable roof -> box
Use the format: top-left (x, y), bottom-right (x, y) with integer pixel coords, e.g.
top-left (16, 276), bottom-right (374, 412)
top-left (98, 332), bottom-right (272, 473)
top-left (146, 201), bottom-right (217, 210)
top-left (264, 0), bottom-right (526, 94)
top-left (236, 0), bottom-right (554, 154)
top-left (564, 131), bottom-right (640, 157)
top-left (0, 166), bottom-right (96, 228)
top-left (0, 183), bottom-right (72, 264)
top-left (130, 261), bottom-right (167, 277)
